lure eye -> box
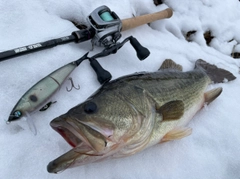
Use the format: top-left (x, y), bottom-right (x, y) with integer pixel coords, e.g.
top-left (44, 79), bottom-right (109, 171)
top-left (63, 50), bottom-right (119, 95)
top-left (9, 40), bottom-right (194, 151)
top-left (13, 110), bottom-right (22, 118)
top-left (84, 102), bottom-right (97, 114)
top-left (7, 110), bottom-right (22, 122)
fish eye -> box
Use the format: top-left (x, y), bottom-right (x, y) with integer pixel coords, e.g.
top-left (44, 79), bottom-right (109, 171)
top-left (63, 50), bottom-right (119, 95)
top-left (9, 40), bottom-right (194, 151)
top-left (84, 102), bottom-right (97, 114)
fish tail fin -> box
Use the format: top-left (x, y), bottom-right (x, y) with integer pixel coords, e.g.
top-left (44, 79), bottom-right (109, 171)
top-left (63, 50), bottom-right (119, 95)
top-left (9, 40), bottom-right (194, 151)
top-left (195, 59), bottom-right (236, 83)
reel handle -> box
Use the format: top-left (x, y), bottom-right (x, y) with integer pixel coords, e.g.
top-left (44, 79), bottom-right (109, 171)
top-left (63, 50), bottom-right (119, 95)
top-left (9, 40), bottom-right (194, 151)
top-left (121, 8), bottom-right (173, 31)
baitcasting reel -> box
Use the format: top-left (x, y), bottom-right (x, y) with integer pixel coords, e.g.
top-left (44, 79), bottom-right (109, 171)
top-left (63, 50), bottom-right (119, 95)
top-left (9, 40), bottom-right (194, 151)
top-left (87, 5), bottom-right (122, 47)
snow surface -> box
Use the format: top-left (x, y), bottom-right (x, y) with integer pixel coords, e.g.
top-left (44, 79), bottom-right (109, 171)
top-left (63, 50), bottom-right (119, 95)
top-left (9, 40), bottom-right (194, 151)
top-left (1, 0), bottom-right (240, 178)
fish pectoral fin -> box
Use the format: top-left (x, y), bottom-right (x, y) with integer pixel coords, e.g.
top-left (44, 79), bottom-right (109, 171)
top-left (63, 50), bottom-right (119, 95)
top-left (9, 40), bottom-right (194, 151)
top-left (157, 100), bottom-right (184, 120)
top-left (133, 86), bottom-right (184, 121)
top-left (159, 59), bottom-right (183, 71)
top-left (160, 127), bottom-right (192, 143)
top-left (204, 87), bottom-right (222, 105)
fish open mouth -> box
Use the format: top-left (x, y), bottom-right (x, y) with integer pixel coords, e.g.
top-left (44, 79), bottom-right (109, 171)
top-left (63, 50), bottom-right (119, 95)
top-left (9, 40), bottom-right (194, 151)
top-left (47, 115), bottom-right (107, 173)
top-left (50, 117), bottom-right (87, 148)
top-left (53, 126), bottom-right (81, 148)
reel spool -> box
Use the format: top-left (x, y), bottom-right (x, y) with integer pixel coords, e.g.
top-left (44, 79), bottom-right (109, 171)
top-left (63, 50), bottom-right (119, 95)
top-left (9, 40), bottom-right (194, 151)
top-left (87, 6), bottom-right (122, 47)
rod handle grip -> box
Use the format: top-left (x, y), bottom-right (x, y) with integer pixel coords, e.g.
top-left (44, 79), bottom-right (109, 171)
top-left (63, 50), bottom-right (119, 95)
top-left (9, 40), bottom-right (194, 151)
top-left (121, 8), bottom-right (173, 31)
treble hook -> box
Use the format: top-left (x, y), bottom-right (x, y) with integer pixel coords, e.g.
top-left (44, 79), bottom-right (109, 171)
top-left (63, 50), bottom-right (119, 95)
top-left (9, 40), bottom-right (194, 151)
top-left (66, 77), bottom-right (80, 92)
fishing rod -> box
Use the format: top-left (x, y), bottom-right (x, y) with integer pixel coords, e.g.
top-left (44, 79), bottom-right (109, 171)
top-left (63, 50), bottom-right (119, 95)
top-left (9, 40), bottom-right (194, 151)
top-left (0, 6), bottom-right (173, 62)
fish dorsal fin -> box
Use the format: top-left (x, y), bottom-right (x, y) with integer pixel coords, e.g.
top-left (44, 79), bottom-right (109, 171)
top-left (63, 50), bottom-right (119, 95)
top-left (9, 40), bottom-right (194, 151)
top-left (195, 59), bottom-right (236, 83)
top-left (160, 127), bottom-right (192, 143)
top-left (159, 59), bottom-right (183, 71)
top-left (157, 100), bottom-right (184, 121)
top-left (204, 87), bottom-right (222, 105)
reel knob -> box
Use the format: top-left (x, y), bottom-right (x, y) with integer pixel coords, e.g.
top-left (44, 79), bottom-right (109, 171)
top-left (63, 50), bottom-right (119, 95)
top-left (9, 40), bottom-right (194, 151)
top-left (89, 58), bottom-right (112, 84)
top-left (129, 37), bottom-right (150, 60)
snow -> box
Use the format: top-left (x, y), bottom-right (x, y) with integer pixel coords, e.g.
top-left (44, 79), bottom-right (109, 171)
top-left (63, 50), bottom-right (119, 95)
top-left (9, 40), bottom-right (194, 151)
top-left (1, 0), bottom-right (240, 178)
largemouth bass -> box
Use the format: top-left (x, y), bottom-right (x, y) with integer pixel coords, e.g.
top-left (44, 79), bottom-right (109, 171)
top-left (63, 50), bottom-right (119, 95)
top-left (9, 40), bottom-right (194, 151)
top-left (47, 59), bottom-right (235, 173)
